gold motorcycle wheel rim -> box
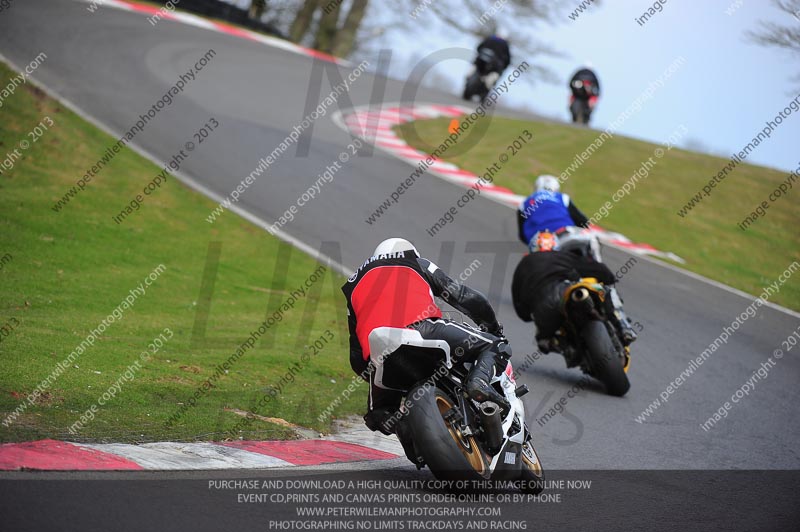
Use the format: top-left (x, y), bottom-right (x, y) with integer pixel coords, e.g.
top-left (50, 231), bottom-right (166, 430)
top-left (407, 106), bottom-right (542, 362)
top-left (435, 395), bottom-right (487, 475)
top-left (522, 440), bottom-right (543, 477)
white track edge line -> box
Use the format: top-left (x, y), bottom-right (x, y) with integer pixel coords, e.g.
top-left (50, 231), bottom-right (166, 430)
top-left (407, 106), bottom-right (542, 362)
top-left (0, 53), bottom-right (354, 280)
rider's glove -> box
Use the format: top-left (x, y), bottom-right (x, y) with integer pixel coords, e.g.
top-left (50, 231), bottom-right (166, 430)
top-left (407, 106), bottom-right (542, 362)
top-left (486, 321), bottom-right (504, 338)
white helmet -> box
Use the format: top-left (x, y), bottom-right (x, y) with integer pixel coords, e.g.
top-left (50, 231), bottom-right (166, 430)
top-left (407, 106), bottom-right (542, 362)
top-left (372, 238), bottom-right (419, 258)
top-left (535, 174), bottom-right (560, 192)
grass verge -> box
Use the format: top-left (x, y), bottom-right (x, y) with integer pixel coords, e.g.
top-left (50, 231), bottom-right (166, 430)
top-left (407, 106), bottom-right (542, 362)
top-left (0, 61), bottom-right (361, 443)
top-left (395, 116), bottom-right (799, 310)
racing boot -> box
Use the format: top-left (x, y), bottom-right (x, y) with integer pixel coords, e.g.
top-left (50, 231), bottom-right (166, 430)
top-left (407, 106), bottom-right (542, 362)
top-left (466, 351), bottom-right (510, 410)
top-left (617, 315), bottom-right (638, 345)
top-left (535, 334), bottom-right (559, 354)
top-left (608, 287), bottom-right (637, 345)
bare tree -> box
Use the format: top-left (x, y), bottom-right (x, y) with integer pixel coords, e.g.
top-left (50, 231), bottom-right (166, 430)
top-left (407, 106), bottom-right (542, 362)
top-left (749, 0), bottom-right (800, 54)
top-left (288, 0), bottom-right (321, 43)
top-left (243, 1), bottom-right (308, 35)
top-left (279, 0), bottom-right (593, 85)
top-left (285, 0), bottom-right (371, 57)
top-left (415, 0), bottom-right (600, 55)
top-left (332, 0), bottom-right (370, 58)
top-left (313, 0), bottom-right (343, 51)
top-left (248, 0), bottom-right (267, 20)
top-left (748, 0), bottom-right (800, 89)
top-left (354, 0), bottom-right (573, 83)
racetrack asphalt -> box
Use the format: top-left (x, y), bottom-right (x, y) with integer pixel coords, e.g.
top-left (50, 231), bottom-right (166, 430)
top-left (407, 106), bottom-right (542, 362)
top-left (1, 1), bottom-right (799, 529)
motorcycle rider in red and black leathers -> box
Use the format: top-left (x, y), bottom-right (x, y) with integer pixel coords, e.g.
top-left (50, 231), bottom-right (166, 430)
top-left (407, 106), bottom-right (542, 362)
top-left (342, 238), bottom-right (510, 441)
top-left (569, 67), bottom-right (600, 122)
top-left (570, 68), bottom-right (600, 101)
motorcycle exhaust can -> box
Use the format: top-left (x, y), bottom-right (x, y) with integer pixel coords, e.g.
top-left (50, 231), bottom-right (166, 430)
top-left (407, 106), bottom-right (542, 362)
top-left (569, 287), bottom-right (595, 316)
top-left (479, 401), bottom-right (504, 453)
top-left (571, 287), bottom-right (590, 302)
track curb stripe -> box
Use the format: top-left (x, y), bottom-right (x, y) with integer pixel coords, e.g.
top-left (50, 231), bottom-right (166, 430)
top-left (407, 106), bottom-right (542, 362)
top-left (76, 0), bottom-right (344, 65)
top-left (332, 103), bottom-right (685, 263)
top-left (76, 442), bottom-right (294, 470)
top-left (221, 440), bottom-right (397, 466)
top-left (0, 439), bottom-right (398, 471)
top-left (0, 439), bottom-right (143, 470)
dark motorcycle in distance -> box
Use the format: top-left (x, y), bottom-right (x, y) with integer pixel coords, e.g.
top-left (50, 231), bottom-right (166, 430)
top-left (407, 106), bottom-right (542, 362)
top-left (463, 48), bottom-right (502, 103)
top-left (569, 95), bottom-right (592, 125)
top-left (569, 76), bottom-right (598, 125)
top-left (368, 325), bottom-right (545, 492)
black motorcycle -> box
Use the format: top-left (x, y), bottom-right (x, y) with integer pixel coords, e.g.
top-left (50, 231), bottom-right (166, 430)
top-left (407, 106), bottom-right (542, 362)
top-left (547, 229), bottom-right (631, 396)
top-left (569, 76), bottom-right (599, 125)
top-left (570, 96), bottom-right (592, 125)
top-left (368, 325), bottom-right (544, 492)
top-left (551, 277), bottom-right (631, 396)
top-left (463, 48), bottom-right (502, 103)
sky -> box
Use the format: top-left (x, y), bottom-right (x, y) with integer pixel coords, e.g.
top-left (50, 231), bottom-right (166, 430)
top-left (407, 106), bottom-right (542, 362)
top-left (530, 0), bottom-right (799, 173)
top-left (360, 0), bottom-right (800, 174)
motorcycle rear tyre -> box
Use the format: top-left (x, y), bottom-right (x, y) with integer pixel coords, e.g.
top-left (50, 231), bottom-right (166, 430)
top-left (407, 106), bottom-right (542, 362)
top-left (406, 384), bottom-right (492, 481)
top-left (582, 320), bottom-right (630, 396)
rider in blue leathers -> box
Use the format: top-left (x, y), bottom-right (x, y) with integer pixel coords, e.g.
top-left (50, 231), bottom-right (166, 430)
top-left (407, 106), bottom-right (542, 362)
top-left (515, 175), bottom-right (637, 347)
top-left (517, 175), bottom-right (590, 248)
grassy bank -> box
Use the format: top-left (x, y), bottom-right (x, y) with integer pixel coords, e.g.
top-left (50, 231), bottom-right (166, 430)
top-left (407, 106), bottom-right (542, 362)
top-left (0, 62), bottom-right (360, 443)
top-left (396, 116), bottom-right (799, 310)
